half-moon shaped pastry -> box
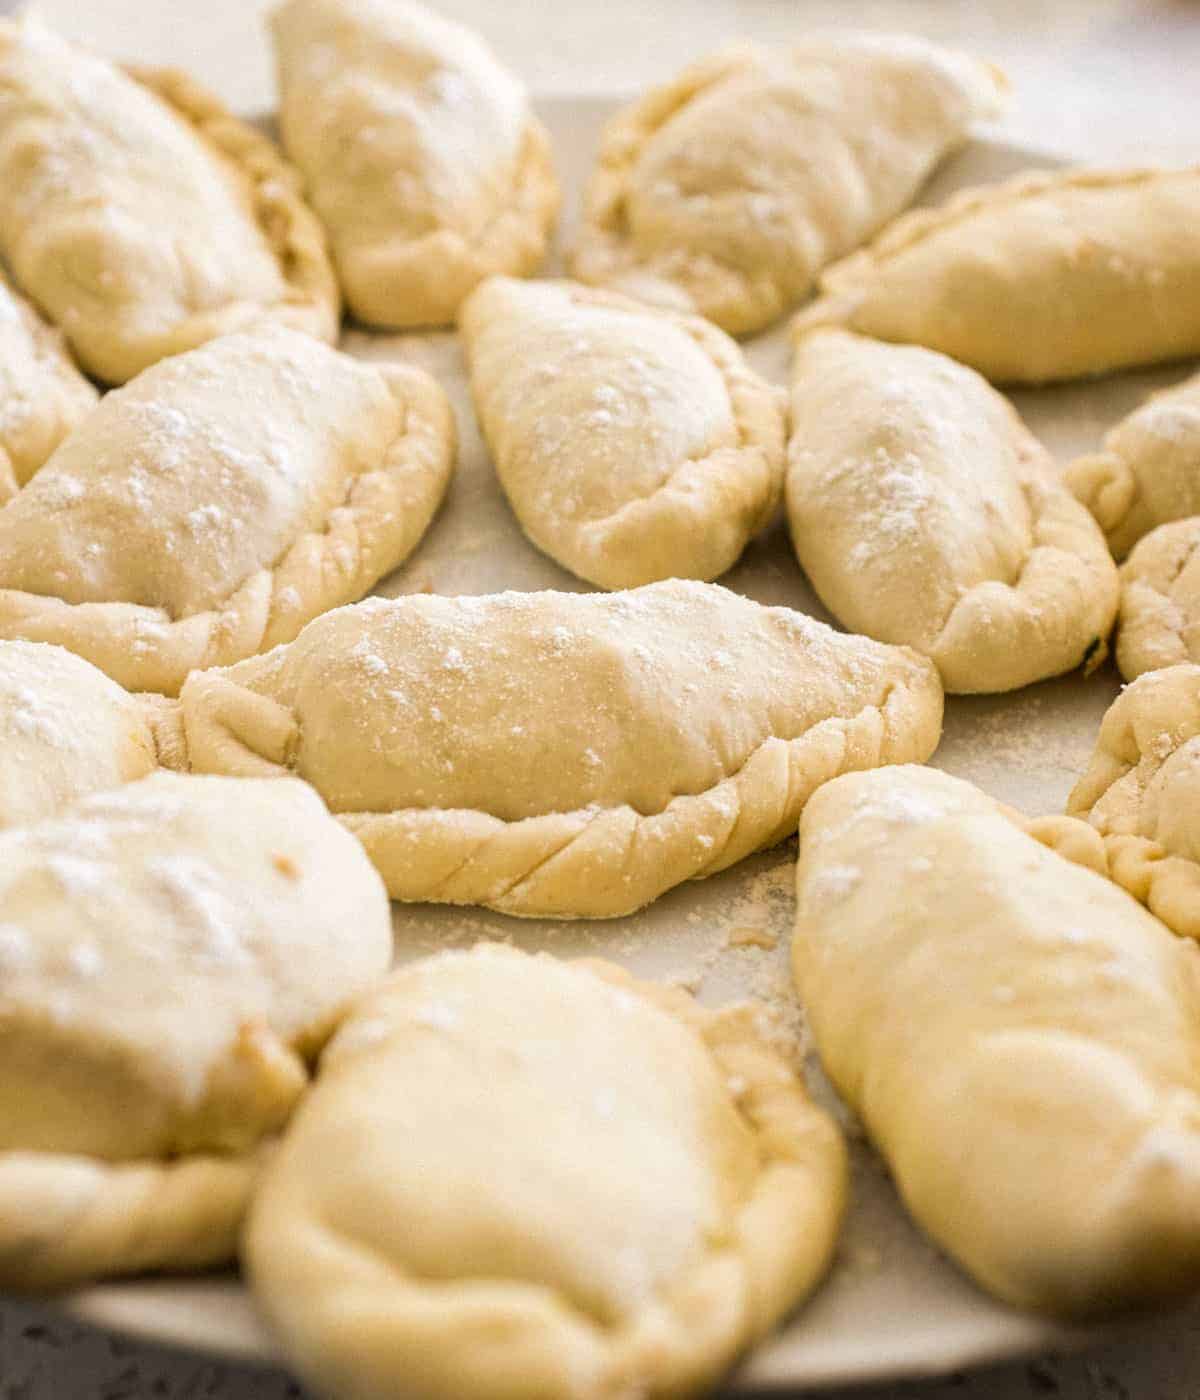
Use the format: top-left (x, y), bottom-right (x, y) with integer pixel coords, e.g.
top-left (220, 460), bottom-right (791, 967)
top-left (1065, 369), bottom-right (1200, 559)
top-left (570, 35), bottom-right (1004, 336)
top-left (174, 580), bottom-right (943, 917)
top-left (797, 167), bottom-right (1200, 383)
top-left (0, 325), bottom-right (455, 695)
top-left (0, 640), bottom-right (182, 830)
top-left (272, 0), bottom-right (560, 328)
top-left (245, 944), bottom-right (846, 1400)
top-left (786, 330), bottom-right (1118, 693)
top-left (0, 18), bottom-right (338, 385)
top-left (0, 771), bottom-right (391, 1288)
top-left (1058, 664), bottom-right (1200, 941)
top-left (0, 274), bottom-right (96, 504)
top-left (461, 277), bottom-right (785, 588)
top-left (1116, 518), bottom-right (1200, 679)
top-left (795, 764), bottom-right (1200, 1318)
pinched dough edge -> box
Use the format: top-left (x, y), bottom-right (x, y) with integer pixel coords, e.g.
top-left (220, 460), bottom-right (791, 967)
top-left (0, 363), bottom-right (456, 695)
top-left (175, 656), bottom-right (942, 918)
top-left (1115, 518), bottom-right (1200, 679)
top-left (338, 116), bottom-right (561, 329)
top-left (245, 956), bottom-right (846, 1400)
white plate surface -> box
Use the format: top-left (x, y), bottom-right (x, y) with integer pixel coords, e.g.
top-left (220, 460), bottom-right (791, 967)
top-left (59, 96), bottom-right (1200, 1392)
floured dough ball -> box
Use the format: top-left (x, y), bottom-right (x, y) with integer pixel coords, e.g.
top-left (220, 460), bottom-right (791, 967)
top-left (0, 324), bottom-right (455, 695)
top-left (1065, 369), bottom-right (1200, 560)
top-left (0, 771), bottom-right (392, 1288)
top-left (799, 166), bottom-right (1200, 383)
top-left (272, 0), bottom-right (559, 328)
top-left (175, 580), bottom-right (943, 917)
top-left (0, 640), bottom-right (176, 829)
top-left (461, 277), bottom-right (785, 588)
top-left (1117, 518), bottom-right (1200, 678)
top-left (786, 330), bottom-right (1117, 693)
top-left (571, 35), bottom-right (1003, 335)
top-left (0, 18), bottom-right (338, 384)
top-left (0, 274), bottom-right (96, 504)
top-left (245, 944), bottom-right (846, 1400)
top-left (795, 764), bottom-right (1200, 1318)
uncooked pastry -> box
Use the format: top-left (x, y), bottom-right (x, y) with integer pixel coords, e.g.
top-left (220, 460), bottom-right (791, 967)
top-left (797, 167), bottom-right (1200, 383)
top-left (0, 274), bottom-right (96, 504)
top-left (1052, 663), bottom-right (1200, 941)
top-left (271, 0), bottom-right (560, 328)
top-left (0, 771), bottom-right (392, 1288)
top-left (570, 35), bottom-right (1004, 335)
top-left (174, 580), bottom-right (944, 917)
top-left (1064, 369), bottom-right (1200, 559)
top-left (0, 18), bottom-right (338, 385)
top-left (786, 329), bottom-right (1118, 693)
top-left (0, 640), bottom-right (181, 830)
top-left (794, 763), bottom-right (1200, 1318)
top-left (461, 276), bottom-right (785, 588)
top-left (1116, 517), bottom-right (1200, 678)
top-left (0, 324), bottom-right (455, 695)
top-left (245, 943), bottom-right (847, 1400)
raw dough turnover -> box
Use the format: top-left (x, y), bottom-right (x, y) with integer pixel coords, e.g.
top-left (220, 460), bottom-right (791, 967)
top-left (797, 167), bottom-right (1200, 383)
top-left (0, 640), bottom-right (178, 830)
top-left (0, 18), bottom-right (338, 385)
top-left (461, 277), bottom-right (785, 589)
top-left (786, 330), bottom-right (1118, 693)
top-left (244, 944), bottom-right (847, 1400)
top-left (0, 274), bottom-right (96, 504)
top-left (570, 35), bottom-right (1004, 335)
top-left (794, 764), bottom-right (1200, 1318)
top-left (1058, 663), bottom-right (1200, 941)
top-left (1116, 517), bottom-right (1200, 678)
top-left (0, 771), bottom-right (392, 1288)
top-left (0, 325), bottom-right (455, 695)
top-left (272, 0), bottom-right (560, 328)
top-left (1064, 368), bottom-right (1200, 560)
top-left (175, 580), bottom-right (944, 917)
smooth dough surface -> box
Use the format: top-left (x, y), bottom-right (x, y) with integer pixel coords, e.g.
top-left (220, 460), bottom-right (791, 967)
top-left (1065, 369), bottom-right (1200, 560)
top-left (245, 944), bottom-right (847, 1400)
top-left (570, 35), bottom-right (1003, 336)
top-left (786, 330), bottom-right (1117, 693)
top-left (797, 167), bottom-right (1200, 383)
top-left (1061, 664), bottom-right (1200, 941)
top-left (272, 0), bottom-right (560, 328)
top-left (794, 764), bottom-right (1200, 1318)
top-left (461, 277), bottom-right (785, 588)
top-left (0, 274), bottom-right (96, 503)
top-left (0, 771), bottom-right (392, 1288)
top-left (0, 641), bottom-right (172, 830)
top-left (0, 324), bottom-right (455, 695)
top-left (0, 19), bottom-right (338, 385)
top-left (175, 580), bottom-right (943, 917)
top-left (1117, 517), bottom-right (1200, 678)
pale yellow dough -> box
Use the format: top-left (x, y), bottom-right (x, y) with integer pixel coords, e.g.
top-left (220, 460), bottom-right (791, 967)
top-left (1065, 369), bottom-right (1200, 560)
top-left (245, 944), bottom-right (846, 1400)
top-left (786, 330), bottom-right (1117, 693)
top-left (0, 771), bottom-right (392, 1288)
top-left (1048, 663), bottom-right (1200, 942)
top-left (794, 764), bottom-right (1200, 1318)
top-left (174, 580), bottom-right (943, 917)
top-left (1116, 518), bottom-right (1200, 678)
top-left (570, 35), bottom-right (1003, 336)
top-left (0, 325), bottom-right (455, 695)
top-left (0, 19), bottom-right (338, 385)
top-left (797, 167), bottom-right (1200, 383)
top-left (0, 274), bottom-right (96, 504)
top-left (460, 277), bottom-right (785, 588)
top-left (272, 0), bottom-right (560, 328)
top-left (0, 641), bottom-right (181, 830)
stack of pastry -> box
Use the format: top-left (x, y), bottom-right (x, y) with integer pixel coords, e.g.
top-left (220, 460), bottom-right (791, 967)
top-left (2, 4), bottom-right (1200, 1398)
